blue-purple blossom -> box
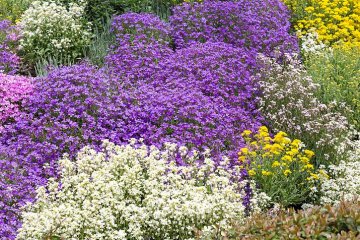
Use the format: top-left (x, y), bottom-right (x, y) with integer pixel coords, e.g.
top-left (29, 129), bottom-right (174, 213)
top-left (0, 20), bottom-right (20, 74)
top-left (170, 0), bottom-right (299, 57)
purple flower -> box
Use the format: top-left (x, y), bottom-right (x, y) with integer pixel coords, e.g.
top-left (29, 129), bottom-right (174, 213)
top-left (0, 74), bottom-right (33, 132)
top-left (170, 0), bottom-right (299, 57)
top-left (111, 12), bottom-right (171, 45)
top-left (0, 20), bottom-right (20, 75)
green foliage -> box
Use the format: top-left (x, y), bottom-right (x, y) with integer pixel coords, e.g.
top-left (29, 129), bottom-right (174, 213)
top-left (304, 47), bottom-right (360, 131)
top-left (83, 17), bottom-right (115, 66)
top-left (225, 199), bottom-right (360, 239)
top-left (19, 1), bottom-right (92, 69)
top-left (55, 0), bottom-right (198, 27)
top-left (34, 54), bottom-right (76, 77)
top-left (0, 0), bottom-right (34, 22)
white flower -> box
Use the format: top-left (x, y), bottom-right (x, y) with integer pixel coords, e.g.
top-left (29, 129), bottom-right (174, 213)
top-left (17, 140), bottom-right (251, 239)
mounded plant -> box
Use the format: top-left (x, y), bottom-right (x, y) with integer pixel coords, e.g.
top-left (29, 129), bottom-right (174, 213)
top-left (239, 126), bottom-right (328, 207)
top-left (170, 0), bottom-right (299, 57)
top-left (18, 1), bottom-right (92, 66)
top-left (17, 140), bottom-right (248, 239)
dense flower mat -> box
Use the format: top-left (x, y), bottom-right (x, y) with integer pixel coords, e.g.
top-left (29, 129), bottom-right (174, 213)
top-left (0, 0), bottom-right (359, 239)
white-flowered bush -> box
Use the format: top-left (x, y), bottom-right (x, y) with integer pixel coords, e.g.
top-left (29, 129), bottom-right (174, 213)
top-left (255, 54), bottom-right (352, 166)
top-left (17, 140), bottom-right (252, 239)
top-left (320, 140), bottom-right (360, 205)
top-left (18, 0), bottom-right (92, 64)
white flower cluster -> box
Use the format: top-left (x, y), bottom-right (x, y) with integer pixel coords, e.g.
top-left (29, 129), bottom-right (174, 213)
top-left (255, 54), bottom-right (352, 164)
top-left (320, 140), bottom-right (360, 205)
top-left (17, 140), bottom-right (250, 240)
top-left (300, 30), bottom-right (327, 55)
top-left (18, 0), bottom-right (92, 62)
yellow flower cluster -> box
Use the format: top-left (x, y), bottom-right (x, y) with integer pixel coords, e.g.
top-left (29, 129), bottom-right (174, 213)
top-left (283, 0), bottom-right (360, 49)
top-left (239, 126), bottom-right (328, 181)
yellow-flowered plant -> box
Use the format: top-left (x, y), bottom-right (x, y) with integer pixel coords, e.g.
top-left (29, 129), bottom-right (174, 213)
top-left (0, 0), bottom-right (34, 23)
top-left (283, 0), bottom-right (360, 49)
top-left (239, 126), bottom-right (328, 207)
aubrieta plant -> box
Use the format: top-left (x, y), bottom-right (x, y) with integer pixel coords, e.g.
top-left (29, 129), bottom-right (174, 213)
top-left (111, 13), bottom-right (171, 45)
top-left (106, 13), bottom-right (173, 83)
top-left (0, 20), bottom-right (20, 74)
top-left (0, 73), bottom-right (33, 130)
top-left (239, 126), bottom-right (328, 207)
top-left (170, 0), bottom-right (299, 57)
top-left (17, 140), bottom-right (248, 239)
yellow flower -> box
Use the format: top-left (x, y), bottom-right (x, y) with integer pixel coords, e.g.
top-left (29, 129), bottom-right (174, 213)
top-left (240, 147), bottom-right (249, 155)
top-left (259, 126), bottom-right (269, 133)
top-left (305, 6), bottom-right (315, 12)
top-left (238, 156), bottom-right (246, 162)
top-left (263, 144), bottom-right (272, 151)
top-left (284, 169), bottom-right (292, 176)
top-left (307, 173), bottom-right (320, 181)
top-left (249, 151), bottom-right (257, 157)
top-left (273, 131), bottom-right (288, 143)
top-left (299, 156), bottom-right (310, 164)
top-left (291, 139), bottom-right (302, 148)
top-left (304, 150), bottom-right (315, 158)
top-left (248, 170), bottom-right (256, 176)
top-left (241, 130), bottom-right (252, 136)
top-left (281, 155), bottom-right (293, 162)
top-left (302, 164), bottom-right (314, 170)
top-left (319, 169), bottom-right (330, 179)
top-left (270, 144), bottom-right (284, 155)
top-left (286, 148), bottom-right (299, 157)
top-left (262, 170), bottom-right (272, 176)
top-left (272, 161), bottom-right (281, 168)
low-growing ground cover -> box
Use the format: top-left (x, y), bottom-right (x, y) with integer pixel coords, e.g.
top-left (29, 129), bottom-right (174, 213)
top-left (0, 0), bottom-right (359, 239)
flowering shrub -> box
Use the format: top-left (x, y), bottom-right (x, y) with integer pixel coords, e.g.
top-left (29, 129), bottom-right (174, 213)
top-left (255, 54), bottom-right (352, 166)
top-left (283, 0), bottom-right (360, 49)
top-left (239, 126), bottom-right (328, 207)
top-left (226, 199), bottom-right (360, 239)
top-left (111, 13), bottom-right (171, 45)
top-left (0, 74), bottom-right (33, 130)
top-left (106, 38), bottom-right (173, 83)
top-left (17, 140), bottom-right (248, 239)
top-left (0, 20), bottom-right (20, 74)
top-left (19, 1), bottom-right (92, 64)
top-left (170, 0), bottom-right (299, 57)
top-left (303, 46), bottom-right (360, 131)
top-left (106, 13), bottom-right (173, 82)
top-left (320, 141), bottom-right (360, 205)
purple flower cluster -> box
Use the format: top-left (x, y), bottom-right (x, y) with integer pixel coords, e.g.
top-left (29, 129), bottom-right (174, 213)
top-left (0, 74), bottom-right (33, 132)
top-left (170, 0), bottom-right (298, 57)
top-left (0, 20), bottom-right (20, 74)
top-left (0, 64), bottom-right (110, 238)
top-left (0, 42), bottom-right (262, 237)
top-left (106, 13), bottom-right (173, 83)
top-left (106, 36), bottom-right (173, 83)
top-left (111, 13), bottom-right (171, 45)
